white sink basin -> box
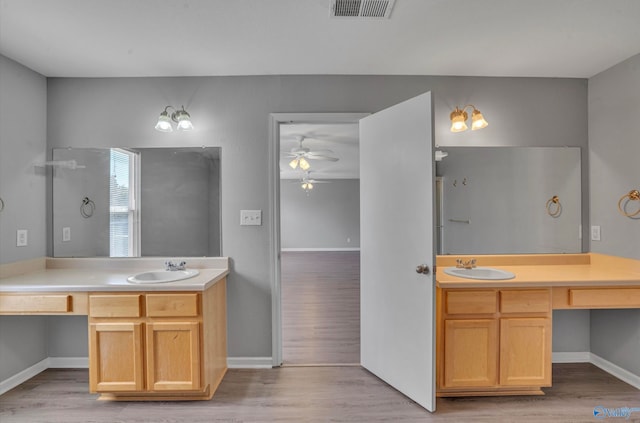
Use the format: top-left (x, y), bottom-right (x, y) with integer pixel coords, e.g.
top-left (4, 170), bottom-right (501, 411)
top-left (443, 266), bottom-right (515, 280)
top-left (127, 269), bottom-right (200, 284)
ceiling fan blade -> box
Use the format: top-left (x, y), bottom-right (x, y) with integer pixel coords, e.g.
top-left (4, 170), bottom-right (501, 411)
top-left (306, 149), bottom-right (335, 155)
top-left (304, 155), bottom-right (339, 162)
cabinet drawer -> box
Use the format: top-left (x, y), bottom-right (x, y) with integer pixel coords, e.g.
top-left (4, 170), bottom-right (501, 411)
top-left (90, 295), bottom-right (142, 318)
top-left (0, 294), bottom-right (71, 313)
top-left (445, 290), bottom-right (497, 315)
top-left (500, 290), bottom-right (550, 314)
top-left (569, 288), bottom-right (640, 307)
top-left (146, 293), bottom-right (200, 317)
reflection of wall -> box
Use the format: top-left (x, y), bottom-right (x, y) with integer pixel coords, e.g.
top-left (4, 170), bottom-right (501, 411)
top-left (53, 149), bottom-right (110, 257)
top-left (588, 54), bottom-right (640, 377)
top-left (280, 179), bottom-right (359, 250)
top-left (0, 56), bottom-right (48, 382)
top-left (141, 149), bottom-right (220, 257)
top-left (437, 147), bottom-right (581, 254)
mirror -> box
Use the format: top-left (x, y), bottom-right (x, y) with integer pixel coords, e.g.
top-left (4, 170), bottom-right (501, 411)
top-left (52, 147), bottom-right (221, 257)
top-left (435, 147), bottom-right (582, 255)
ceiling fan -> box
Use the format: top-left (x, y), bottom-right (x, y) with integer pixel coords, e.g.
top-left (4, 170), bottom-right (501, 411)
top-left (288, 171), bottom-right (330, 191)
top-left (282, 136), bottom-right (339, 171)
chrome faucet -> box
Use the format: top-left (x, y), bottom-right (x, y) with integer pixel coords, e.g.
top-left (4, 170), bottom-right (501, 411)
top-left (165, 260), bottom-right (186, 271)
top-left (456, 258), bottom-right (477, 269)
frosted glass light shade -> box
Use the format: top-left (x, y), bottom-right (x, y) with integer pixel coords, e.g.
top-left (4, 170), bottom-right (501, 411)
top-left (471, 109), bottom-right (488, 130)
top-left (450, 108), bottom-right (468, 132)
top-left (155, 112), bottom-right (173, 132)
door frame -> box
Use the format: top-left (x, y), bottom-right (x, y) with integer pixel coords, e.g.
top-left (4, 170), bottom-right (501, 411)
top-left (268, 112), bottom-right (369, 367)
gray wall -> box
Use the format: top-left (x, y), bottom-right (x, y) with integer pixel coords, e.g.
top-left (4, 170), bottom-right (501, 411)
top-left (280, 179), bottom-right (360, 249)
top-left (0, 56), bottom-right (49, 381)
top-left (44, 74), bottom-right (589, 361)
top-left (588, 53), bottom-right (640, 376)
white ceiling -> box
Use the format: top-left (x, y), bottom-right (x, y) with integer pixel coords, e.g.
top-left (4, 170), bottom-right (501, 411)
top-left (1, 0), bottom-right (639, 78)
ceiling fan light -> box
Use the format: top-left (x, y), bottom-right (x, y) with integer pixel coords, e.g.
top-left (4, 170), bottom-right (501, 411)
top-left (299, 157), bottom-right (310, 170)
top-left (471, 109), bottom-right (488, 130)
top-left (155, 111), bottom-right (173, 132)
top-left (450, 108), bottom-right (468, 132)
top-left (289, 158), bottom-right (299, 169)
top-left (302, 182), bottom-right (313, 190)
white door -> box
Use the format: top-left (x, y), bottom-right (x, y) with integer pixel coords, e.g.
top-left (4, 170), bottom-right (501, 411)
top-left (360, 92), bottom-right (436, 411)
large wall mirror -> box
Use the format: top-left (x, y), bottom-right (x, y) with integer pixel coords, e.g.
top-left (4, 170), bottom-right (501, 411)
top-left (52, 147), bottom-right (221, 258)
top-left (435, 147), bottom-right (582, 255)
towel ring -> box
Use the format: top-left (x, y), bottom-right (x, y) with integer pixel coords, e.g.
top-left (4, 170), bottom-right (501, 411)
top-left (618, 190), bottom-right (640, 217)
top-left (80, 197), bottom-right (95, 218)
top-left (546, 195), bottom-right (562, 217)
top-left (0, 197), bottom-right (4, 212)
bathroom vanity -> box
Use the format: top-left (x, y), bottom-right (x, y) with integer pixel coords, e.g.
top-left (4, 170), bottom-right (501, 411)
top-left (435, 253), bottom-right (640, 397)
top-left (0, 258), bottom-right (229, 401)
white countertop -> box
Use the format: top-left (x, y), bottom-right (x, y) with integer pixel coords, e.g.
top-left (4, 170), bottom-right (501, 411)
top-left (0, 257), bottom-right (229, 292)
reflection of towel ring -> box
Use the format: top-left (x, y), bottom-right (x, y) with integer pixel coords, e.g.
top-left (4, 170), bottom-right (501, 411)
top-left (0, 197), bottom-right (4, 212)
top-left (546, 195), bottom-right (562, 217)
top-left (618, 189), bottom-right (640, 217)
top-left (80, 197), bottom-right (95, 218)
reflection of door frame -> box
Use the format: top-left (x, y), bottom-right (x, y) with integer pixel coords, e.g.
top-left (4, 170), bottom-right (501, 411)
top-left (268, 112), bottom-right (369, 367)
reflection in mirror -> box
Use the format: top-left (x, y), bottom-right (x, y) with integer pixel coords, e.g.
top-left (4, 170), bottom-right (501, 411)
top-left (53, 147), bottom-right (221, 257)
top-left (435, 147), bottom-right (582, 255)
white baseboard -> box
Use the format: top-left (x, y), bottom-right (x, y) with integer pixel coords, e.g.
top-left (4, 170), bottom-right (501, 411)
top-left (2, 354), bottom-right (636, 395)
top-left (281, 248), bottom-right (360, 252)
top-left (552, 351), bottom-right (591, 363)
top-left (227, 357), bottom-right (273, 369)
top-left (590, 353), bottom-right (640, 389)
top-left (48, 357), bottom-right (89, 368)
top-left (0, 358), bottom-right (49, 396)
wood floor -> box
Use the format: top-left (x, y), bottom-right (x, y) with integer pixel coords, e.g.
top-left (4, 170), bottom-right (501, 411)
top-left (1, 364), bottom-right (638, 422)
top-left (281, 251), bottom-right (360, 365)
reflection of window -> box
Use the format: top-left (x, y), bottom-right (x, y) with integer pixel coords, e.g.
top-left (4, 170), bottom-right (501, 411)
top-left (109, 148), bottom-right (139, 257)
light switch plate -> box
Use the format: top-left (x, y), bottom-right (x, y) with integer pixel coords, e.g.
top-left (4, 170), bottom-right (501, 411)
top-left (591, 225), bottom-right (601, 241)
top-left (240, 210), bottom-right (262, 226)
top-left (17, 229), bottom-right (28, 247)
top-left (63, 227), bottom-right (71, 242)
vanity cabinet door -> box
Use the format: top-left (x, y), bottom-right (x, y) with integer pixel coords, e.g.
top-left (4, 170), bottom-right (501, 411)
top-left (89, 322), bottom-right (144, 392)
top-left (146, 321), bottom-right (201, 391)
top-left (499, 317), bottom-right (551, 387)
top-left (443, 319), bottom-right (498, 388)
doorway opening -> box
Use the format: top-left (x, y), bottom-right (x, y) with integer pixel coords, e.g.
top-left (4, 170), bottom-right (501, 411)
top-left (269, 113), bottom-right (368, 367)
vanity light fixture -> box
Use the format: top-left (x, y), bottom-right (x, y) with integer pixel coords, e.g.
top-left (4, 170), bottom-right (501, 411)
top-left (301, 181), bottom-right (314, 191)
top-left (155, 105), bottom-right (194, 132)
top-left (450, 104), bottom-right (488, 132)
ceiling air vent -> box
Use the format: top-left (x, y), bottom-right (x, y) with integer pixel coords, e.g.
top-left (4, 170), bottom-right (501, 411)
top-left (330, 0), bottom-right (396, 19)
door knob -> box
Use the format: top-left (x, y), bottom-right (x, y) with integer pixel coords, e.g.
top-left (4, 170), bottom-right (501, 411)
top-left (416, 264), bottom-right (430, 274)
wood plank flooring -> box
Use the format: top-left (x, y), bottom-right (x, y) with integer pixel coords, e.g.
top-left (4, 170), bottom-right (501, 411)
top-left (281, 251), bottom-right (360, 365)
top-left (1, 364), bottom-right (638, 422)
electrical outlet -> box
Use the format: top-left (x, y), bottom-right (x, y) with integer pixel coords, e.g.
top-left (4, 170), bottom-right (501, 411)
top-left (591, 225), bottom-right (601, 241)
top-left (240, 210), bottom-right (262, 226)
top-left (17, 229), bottom-right (28, 247)
top-left (63, 227), bottom-right (71, 242)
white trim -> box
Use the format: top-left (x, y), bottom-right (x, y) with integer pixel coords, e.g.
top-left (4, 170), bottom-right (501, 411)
top-left (227, 357), bottom-right (273, 369)
top-left (48, 357), bottom-right (89, 368)
top-left (268, 112), bottom-right (369, 369)
top-left (281, 247), bottom-right (361, 252)
top-left (590, 353), bottom-right (640, 390)
top-left (0, 358), bottom-right (48, 395)
top-left (552, 351), bottom-right (591, 363)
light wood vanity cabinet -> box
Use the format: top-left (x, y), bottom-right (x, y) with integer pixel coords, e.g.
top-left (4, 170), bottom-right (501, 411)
top-left (88, 280), bottom-right (227, 401)
top-left (437, 288), bottom-right (552, 396)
